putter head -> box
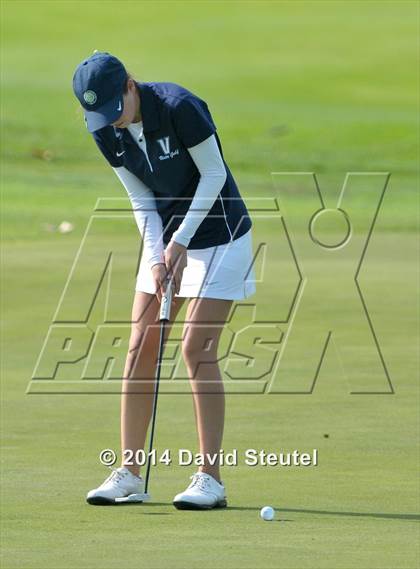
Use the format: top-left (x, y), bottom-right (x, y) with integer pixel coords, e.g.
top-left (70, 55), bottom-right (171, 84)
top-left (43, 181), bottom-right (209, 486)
top-left (115, 492), bottom-right (151, 504)
top-left (141, 492), bottom-right (152, 502)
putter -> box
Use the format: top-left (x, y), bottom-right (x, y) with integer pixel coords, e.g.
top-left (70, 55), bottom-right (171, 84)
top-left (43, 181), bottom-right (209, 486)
top-left (116, 273), bottom-right (174, 504)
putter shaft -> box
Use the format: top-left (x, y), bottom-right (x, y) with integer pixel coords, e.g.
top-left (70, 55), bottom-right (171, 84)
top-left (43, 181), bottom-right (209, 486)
top-left (144, 275), bottom-right (174, 494)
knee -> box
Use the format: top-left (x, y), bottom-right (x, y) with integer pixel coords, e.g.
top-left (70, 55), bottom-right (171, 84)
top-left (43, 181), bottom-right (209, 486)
top-left (182, 336), bottom-right (218, 368)
top-left (182, 339), bottom-right (199, 367)
top-left (127, 327), bottom-right (158, 362)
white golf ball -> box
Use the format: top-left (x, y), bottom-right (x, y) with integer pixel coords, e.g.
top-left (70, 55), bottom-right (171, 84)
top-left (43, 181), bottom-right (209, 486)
top-left (58, 221), bottom-right (74, 234)
top-left (260, 506), bottom-right (275, 521)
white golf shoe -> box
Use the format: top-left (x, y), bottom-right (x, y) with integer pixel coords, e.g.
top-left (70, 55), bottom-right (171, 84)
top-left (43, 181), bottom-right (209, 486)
top-left (173, 472), bottom-right (227, 510)
top-left (86, 466), bottom-right (149, 505)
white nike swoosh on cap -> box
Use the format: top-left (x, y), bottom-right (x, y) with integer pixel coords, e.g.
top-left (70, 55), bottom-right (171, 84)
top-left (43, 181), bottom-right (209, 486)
top-left (117, 101), bottom-right (122, 111)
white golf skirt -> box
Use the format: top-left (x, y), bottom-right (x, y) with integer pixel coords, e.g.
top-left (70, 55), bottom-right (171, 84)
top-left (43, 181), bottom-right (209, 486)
top-left (135, 229), bottom-right (257, 300)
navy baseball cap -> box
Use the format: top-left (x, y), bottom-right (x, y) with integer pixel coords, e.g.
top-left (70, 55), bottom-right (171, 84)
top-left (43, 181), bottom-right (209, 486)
top-left (72, 51), bottom-right (128, 132)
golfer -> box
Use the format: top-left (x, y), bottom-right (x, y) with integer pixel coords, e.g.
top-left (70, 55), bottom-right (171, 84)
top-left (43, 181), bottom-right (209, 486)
top-left (72, 52), bottom-right (256, 509)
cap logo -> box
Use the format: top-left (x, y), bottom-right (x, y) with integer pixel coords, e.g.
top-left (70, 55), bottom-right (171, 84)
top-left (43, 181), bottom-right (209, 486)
top-left (83, 90), bottom-right (97, 105)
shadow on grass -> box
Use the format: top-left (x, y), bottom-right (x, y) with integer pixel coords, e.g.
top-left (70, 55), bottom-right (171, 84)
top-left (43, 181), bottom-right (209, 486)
top-left (85, 502), bottom-right (419, 521)
top-left (227, 506), bottom-right (420, 521)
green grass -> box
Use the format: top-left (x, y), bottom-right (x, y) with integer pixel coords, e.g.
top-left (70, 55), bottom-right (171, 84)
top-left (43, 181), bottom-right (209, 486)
top-left (1, 1), bottom-right (419, 568)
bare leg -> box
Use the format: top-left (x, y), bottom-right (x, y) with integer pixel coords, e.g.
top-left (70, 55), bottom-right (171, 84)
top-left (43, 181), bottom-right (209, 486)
top-left (182, 297), bottom-right (233, 483)
top-left (121, 291), bottom-right (185, 476)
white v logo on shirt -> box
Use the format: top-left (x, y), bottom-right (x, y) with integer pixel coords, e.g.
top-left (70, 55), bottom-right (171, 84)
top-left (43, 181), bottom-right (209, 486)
top-left (157, 136), bottom-right (170, 155)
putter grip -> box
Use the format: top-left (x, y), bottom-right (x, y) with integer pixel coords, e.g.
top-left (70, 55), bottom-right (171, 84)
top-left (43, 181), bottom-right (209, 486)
top-left (159, 277), bottom-right (173, 321)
